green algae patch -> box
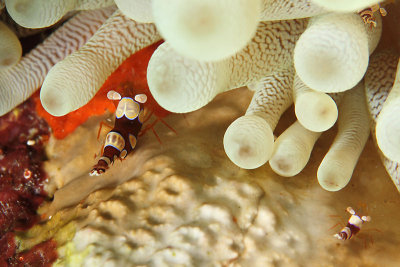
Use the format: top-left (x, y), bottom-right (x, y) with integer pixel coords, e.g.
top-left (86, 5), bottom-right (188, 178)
top-left (16, 212), bottom-right (78, 252)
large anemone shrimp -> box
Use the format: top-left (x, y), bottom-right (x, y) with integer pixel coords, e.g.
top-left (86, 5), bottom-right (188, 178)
top-left (90, 88), bottom-right (147, 176)
top-left (34, 41), bottom-right (171, 175)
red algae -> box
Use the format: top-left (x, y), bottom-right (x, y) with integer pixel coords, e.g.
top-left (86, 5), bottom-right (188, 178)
top-left (13, 240), bottom-right (58, 267)
top-left (35, 40), bottom-right (167, 139)
top-left (0, 98), bottom-right (57, 266)
top-left (0, 98), bottom-right (49, 233)
top-left (0, 233), bottom-right (16, 266)
top-left (1, 237), bottom-right (58, 267)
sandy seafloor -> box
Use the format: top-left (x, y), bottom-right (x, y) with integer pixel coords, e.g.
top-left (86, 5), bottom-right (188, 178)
top-left (20, 87), bottom-right (400, 266)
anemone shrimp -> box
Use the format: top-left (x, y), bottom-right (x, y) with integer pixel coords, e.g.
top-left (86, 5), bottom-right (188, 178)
top-left (90, 88), bottom-right (147, 176)
top-left (34, 41), bottom-right (173, 175)
top-left (358, 1), bottom-right (392, 27)
top-left (334, 207), bottom-right (371, 241)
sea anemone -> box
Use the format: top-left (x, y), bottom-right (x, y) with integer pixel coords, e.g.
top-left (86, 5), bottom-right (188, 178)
top-left (1, 0), bottom-right (400, 265)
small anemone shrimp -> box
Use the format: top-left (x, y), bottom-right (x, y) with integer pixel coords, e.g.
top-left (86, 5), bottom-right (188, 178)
top-left (334, 207), bottom-right (371, 241)
top-left (358, 1), bottom-right (393, 28)
top-left (90, 86), bottom-right (147, 176)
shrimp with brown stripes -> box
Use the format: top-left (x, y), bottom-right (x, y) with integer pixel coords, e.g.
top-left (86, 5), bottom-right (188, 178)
top-left (90, 87), bottom-right (147, 176)
top-left (334, 207), bottom-right (371, 241)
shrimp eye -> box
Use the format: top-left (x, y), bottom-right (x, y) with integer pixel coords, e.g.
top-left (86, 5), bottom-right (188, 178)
top-left (107, 90), bottom-right (122, 100)
top-left (135, 94), bottom-right (147, 103)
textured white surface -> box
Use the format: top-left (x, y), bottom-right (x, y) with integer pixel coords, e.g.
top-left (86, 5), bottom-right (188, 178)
top-left (147, 19), bottom-right (307, 113)
top-left (75, 0), bottom-right (114, 10)
top-left (115, 0), bottom-right (153, 23)
top-left (318, 83), bottom-right (371, 191)
top-left (261, 0), bottom-right (327, 20)
top-left (365, 50), bottom-right (400, 191)
top-left (310, 0), bottom-right (383, 12)
top-left (246, 70), bottom-right (294, 129)
top-left (116, 0), bottom-right (327, 26)
top-left (0, 7), bottom-right (115, 116)
top-left (40, 10), bottom-right (161, 116)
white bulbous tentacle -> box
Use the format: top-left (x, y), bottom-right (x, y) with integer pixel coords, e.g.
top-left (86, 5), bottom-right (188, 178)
top-left (40, 10), bottom-right (161, 116)
top-left (365, 49), bottom-right (400, 191)
top-left (269, 121), bottom-right (321, 177)
top-left (294, 13), bottom-right (382, 93)
top-left (375, 57), bottom-right (400, 163)
top-left (224, 115), bottom-right (274, 170)
top-left (317, 83), bottom-right (371, 191)
top-left (0, 10), bottom-right (72, 38)
top-left (0, 21), bottom-right (21, 69)
top-left (5, 0), bottom-right (73, 28)
top-left (223, 70), bottom-right (294, 169)
top-left (5, 0), bottom-right (114, 28)
top-left (293, 74), bottom-right (338, 132)
top-left (147, 19), bottom-right (307, 113)
top-left (0, 7), bottom-right (115, 116)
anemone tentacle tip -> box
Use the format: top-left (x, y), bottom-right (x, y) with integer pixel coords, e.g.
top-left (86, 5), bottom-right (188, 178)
top-left (294, 13), bottom-right (380, 93)
top-left (223, 115), bottom-right (274, 169)
top-left (295, 91), bottom-right (338, 132)
top-left (40, 88), bottom-right (69, 117)
top-left (152, 0), bottom-right (261, 61)
top-left (269, 156), bottom-right (296, 177)
top-left (0, 21), bottom-right (22, 69)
